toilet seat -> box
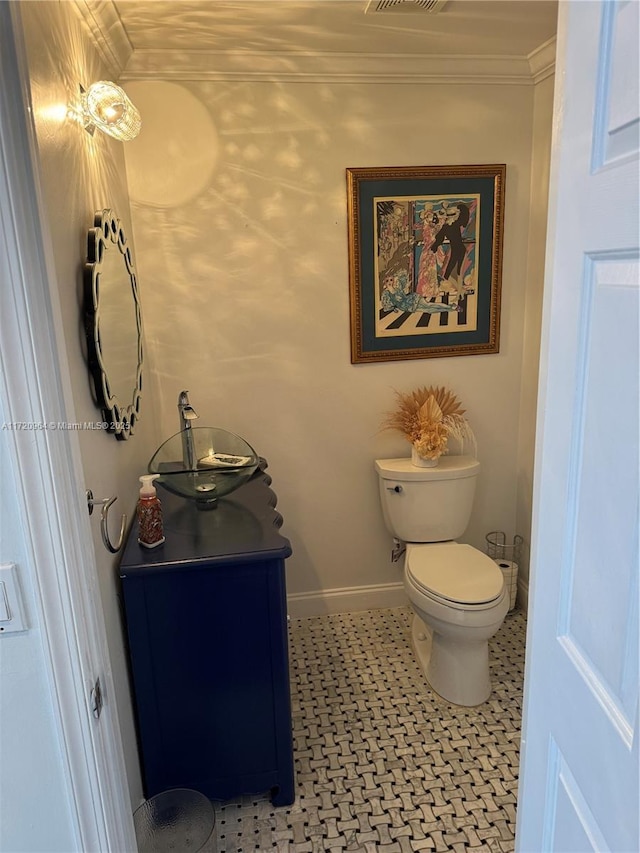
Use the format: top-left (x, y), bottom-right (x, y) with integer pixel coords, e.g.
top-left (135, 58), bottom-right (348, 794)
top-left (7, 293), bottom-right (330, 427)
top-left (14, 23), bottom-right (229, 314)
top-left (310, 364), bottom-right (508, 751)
top-left (406, 543), bottom-right (504, 609)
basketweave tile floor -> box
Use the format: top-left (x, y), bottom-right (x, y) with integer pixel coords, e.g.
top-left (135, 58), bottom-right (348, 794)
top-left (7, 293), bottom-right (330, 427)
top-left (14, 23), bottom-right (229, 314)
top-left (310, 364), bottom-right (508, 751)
top-left (213, 606), bottom-right (527, 853)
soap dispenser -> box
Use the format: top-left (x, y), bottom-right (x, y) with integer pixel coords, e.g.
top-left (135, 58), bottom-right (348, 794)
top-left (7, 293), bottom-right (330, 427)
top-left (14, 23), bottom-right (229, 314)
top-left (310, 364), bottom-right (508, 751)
top-left (137, 474), bottom-right (165, 548)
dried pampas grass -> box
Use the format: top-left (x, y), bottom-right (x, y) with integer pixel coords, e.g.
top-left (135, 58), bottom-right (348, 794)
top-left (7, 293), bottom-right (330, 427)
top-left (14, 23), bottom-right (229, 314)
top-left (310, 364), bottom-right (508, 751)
top-left (383, 385), bottom-right (477, 460)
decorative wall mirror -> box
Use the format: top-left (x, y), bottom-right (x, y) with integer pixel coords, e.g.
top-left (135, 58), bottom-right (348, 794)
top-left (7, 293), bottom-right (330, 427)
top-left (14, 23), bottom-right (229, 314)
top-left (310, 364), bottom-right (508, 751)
top-left (84, 209), bottom-right (143, 440)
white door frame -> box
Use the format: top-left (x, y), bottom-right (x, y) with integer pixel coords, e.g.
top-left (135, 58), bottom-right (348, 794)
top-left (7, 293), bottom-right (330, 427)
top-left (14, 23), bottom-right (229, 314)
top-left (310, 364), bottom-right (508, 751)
top-left (0, 5), bottom-right (136, 850)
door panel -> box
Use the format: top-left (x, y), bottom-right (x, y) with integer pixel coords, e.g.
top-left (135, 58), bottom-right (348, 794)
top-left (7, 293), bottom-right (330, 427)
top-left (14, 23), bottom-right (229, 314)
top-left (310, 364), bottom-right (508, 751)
top-left (517, 2), bottom-right (639, 851)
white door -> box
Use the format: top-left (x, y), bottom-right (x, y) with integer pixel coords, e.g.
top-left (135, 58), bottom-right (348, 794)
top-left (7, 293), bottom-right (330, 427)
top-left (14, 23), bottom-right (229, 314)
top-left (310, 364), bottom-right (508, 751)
top-left (517, 1), bottom-right (639, 851)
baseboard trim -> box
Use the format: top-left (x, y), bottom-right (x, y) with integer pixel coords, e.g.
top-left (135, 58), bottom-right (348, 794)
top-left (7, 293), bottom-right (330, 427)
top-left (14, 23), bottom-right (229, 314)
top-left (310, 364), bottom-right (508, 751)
top-left (287, 582), bottom-right (406, 619)
top-left (289, 576), bottom-right (531, 619)
top-left (517, 575), bottom-right (529, 614)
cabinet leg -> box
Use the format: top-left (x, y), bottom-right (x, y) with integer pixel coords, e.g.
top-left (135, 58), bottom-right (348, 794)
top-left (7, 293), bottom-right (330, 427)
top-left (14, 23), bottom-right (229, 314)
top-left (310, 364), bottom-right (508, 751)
top-left (270, 782), bottom-right (295, 807)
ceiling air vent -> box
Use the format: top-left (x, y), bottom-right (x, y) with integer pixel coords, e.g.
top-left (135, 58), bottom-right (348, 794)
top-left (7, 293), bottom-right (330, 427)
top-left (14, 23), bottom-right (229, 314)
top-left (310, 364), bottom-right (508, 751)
top-left (365, 0), bottom-right (449, 13)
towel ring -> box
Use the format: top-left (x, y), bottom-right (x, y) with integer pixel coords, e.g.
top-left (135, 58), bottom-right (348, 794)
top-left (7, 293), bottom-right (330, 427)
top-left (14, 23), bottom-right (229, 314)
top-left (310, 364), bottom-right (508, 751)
top-left (86, 490), bottom-right (127, 553)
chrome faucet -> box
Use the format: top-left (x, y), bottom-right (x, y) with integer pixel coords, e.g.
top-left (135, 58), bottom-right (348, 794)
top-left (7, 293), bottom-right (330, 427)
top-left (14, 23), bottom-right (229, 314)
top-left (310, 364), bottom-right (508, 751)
top-left (178, 390), bottom-right (198, 470)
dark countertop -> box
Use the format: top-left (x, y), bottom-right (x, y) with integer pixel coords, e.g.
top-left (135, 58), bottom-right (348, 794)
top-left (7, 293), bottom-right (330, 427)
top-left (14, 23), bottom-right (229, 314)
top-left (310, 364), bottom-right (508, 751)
top-left (120, 465), bottom-right (291, 576)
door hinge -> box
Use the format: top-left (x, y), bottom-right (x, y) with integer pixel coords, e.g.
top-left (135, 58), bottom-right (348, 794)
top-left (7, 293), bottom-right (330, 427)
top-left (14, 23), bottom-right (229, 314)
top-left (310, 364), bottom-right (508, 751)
top-left (90, 677), bottom-right (103, 719)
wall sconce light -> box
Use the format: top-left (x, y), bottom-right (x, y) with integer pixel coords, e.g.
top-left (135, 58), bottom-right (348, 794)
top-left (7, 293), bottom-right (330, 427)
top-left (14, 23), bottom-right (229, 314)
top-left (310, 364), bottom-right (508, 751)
top-left (82, 81), bottom-right (141, 141)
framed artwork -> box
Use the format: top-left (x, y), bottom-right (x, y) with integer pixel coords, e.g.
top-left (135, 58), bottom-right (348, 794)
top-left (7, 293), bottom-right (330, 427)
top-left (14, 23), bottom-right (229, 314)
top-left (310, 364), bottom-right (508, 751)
top-left (346, 164), bottom-right (505, 363)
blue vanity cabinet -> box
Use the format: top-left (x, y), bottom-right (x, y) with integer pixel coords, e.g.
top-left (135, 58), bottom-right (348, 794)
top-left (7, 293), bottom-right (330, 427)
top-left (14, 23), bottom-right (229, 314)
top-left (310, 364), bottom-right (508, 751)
top-left (119, 466), bottom-right (294, 807)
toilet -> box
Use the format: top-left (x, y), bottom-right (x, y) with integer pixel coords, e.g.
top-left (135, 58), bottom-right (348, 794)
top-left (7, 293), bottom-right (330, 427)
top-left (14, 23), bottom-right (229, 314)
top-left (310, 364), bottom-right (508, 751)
top-left (375, 455), bottom-right (509, 706)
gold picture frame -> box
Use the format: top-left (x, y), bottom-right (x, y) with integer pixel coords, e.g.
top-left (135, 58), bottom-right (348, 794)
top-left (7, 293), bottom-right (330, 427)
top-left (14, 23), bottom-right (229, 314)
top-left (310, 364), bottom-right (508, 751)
top-left (347, 164), bottom-right (505, 363)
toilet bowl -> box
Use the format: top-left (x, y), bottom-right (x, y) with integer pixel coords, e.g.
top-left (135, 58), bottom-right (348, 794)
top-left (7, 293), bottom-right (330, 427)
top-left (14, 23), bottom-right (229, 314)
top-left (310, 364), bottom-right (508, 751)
top-left (375, 455), bottom-right (509, 706)
top-left (404, 542), bottom-right (509, 706)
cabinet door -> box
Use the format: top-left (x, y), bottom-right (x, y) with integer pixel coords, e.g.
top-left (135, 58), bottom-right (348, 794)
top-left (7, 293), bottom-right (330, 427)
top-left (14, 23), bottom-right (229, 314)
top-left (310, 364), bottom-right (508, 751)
top-left (124, 560), bottom-right (288, 798)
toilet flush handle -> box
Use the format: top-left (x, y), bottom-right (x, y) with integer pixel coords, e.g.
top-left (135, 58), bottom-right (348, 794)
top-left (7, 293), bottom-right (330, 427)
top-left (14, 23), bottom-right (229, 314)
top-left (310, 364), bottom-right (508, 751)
top-left (387, 484), bottom-right (403, 493)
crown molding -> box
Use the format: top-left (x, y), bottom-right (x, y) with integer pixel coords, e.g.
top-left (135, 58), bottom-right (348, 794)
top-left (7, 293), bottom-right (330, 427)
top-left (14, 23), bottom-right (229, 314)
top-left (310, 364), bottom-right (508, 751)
top-left (75, 0), bottom-right (555, 86)
top-left (120, 49), bottom-right (537, 85)
top-left (528, 37), bottom-right (557, 85)
top-left (71, 0), bottom-right (133, 78)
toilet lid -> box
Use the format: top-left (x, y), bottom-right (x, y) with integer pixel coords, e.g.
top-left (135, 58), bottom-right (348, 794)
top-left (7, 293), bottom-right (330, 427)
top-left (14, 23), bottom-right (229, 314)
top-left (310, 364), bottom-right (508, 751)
top-left (406, 544), bottom-right (504, 605)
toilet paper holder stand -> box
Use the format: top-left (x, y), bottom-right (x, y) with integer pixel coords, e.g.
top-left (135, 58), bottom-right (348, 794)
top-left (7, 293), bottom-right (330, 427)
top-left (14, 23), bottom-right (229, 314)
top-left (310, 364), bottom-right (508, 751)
top-left (485, 531), bottom-right (523, 612)
top-left (485, 531), bottom-right (523, 564)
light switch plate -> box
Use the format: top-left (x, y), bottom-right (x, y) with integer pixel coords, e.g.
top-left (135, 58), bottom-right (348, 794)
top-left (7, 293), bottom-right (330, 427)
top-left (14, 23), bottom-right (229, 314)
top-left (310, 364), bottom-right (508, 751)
top-left (0, 563), bottom-right (27, 634)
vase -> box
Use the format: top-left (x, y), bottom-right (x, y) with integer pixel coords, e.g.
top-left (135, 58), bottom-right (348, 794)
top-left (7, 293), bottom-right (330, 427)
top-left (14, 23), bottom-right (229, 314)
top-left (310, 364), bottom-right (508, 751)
top-left (411, 446), bottom-right (439, 468)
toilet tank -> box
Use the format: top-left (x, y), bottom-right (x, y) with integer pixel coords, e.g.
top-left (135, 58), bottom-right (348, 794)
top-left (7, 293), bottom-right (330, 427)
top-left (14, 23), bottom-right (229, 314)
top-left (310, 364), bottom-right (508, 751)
top-left (375, 455), bottom-right (480, 543)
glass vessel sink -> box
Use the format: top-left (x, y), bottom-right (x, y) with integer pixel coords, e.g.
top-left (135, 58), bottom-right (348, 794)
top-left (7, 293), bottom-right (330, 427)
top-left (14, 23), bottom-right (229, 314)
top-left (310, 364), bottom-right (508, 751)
top-left (149, 427), bottom-right (259, 506)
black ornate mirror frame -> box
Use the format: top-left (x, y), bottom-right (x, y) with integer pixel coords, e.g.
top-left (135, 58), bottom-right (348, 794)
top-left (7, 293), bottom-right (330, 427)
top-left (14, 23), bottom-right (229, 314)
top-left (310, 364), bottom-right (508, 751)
top-left (84, 209), bottom-right (143, 440)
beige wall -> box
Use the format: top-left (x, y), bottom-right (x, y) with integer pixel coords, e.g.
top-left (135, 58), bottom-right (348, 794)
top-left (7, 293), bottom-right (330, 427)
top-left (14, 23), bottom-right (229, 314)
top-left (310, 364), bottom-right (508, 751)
top-left (19, 1), bottom-right (162, 805)
top-left (124, 76), bottom-right (547, 607)
top-left (516, 72), bottom-right (556, 599)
